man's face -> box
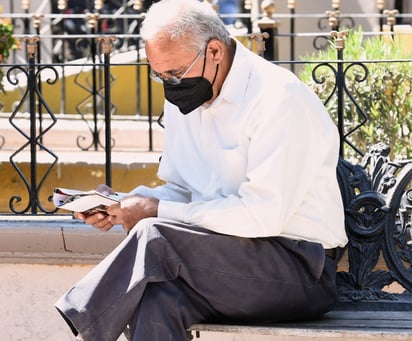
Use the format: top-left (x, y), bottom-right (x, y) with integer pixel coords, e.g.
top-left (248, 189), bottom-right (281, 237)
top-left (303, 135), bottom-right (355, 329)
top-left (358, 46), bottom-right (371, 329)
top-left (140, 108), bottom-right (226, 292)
top-left (145, 38), bottom-right (210, 85)
top-left (145, 36), bottom-right (229, 109)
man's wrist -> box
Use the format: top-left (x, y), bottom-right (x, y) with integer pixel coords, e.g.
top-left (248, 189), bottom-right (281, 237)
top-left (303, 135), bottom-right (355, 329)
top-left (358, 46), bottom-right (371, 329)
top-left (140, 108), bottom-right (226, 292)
top-left (147, 197), bottom-right (159, 217)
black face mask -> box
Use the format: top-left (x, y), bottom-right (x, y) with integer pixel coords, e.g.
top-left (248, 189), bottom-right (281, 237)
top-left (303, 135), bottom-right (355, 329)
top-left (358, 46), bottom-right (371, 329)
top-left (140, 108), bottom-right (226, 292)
top-left (163, 61), bottom-right (219, 115)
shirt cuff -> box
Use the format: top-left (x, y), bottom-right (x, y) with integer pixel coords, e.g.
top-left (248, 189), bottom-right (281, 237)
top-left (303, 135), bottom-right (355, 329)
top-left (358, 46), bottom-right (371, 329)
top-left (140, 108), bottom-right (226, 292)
top-left (158, 200), bottom-right (186, 222)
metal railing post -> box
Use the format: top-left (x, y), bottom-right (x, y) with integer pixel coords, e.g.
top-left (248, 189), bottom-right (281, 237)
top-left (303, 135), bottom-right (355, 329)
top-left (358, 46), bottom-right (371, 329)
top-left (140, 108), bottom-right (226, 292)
top-left (288, 0), bottom-right (296, 73)
top-left (58, 0), bottom-right (67, 115)
top-left (377, 0), bottom-right (385, 32)
top-left (87, 12), bottom-right (100, 151)
top-left (257, 0), bottom-right (279, 61)
top-left (98, 35), bottom-right (116, 187)
top-left (32, 13), bottom-right (44, 145)
top-left (26, 36), bottom-right (39, 214)
top-left (384, 9), bottom-right (399, 34)
top-left (331, 30), bottom-right (349, 157)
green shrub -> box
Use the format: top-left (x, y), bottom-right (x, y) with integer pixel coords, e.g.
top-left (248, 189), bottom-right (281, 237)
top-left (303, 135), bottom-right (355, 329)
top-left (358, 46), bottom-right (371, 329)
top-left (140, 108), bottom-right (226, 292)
top-left (0, 19), bottom-right (19, 93)
top-left (299, 28), bottom-right (412, 160)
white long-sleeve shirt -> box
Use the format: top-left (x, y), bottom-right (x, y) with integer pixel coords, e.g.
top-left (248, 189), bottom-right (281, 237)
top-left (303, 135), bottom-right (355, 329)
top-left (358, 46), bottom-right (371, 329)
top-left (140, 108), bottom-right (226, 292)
top-left (132, 39), bottom-right (348, 249)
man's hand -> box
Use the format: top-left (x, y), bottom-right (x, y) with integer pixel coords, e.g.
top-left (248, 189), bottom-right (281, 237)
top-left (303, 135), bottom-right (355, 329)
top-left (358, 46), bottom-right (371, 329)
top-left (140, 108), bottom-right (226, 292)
top-left (73, 184), bottom-right (118, 231)
top-left (74, 195), bottom-right (159, 232)
top-left (106, 195), bottom-right (159, 231)
top-left (73, 211), bottom-right (115, 232)
top-left (73, 184), bottom-right (159, 232)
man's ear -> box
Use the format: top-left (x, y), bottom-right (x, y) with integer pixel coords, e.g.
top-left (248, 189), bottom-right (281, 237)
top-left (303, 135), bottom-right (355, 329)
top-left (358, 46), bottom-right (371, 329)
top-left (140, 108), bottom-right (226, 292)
top-left (206, 39), bottom-right (224, 64)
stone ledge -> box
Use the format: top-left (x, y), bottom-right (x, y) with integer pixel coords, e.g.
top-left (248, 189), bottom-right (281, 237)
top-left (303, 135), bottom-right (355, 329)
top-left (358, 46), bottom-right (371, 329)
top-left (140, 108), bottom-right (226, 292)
top-left (0, 217), bottom-right (126, 264)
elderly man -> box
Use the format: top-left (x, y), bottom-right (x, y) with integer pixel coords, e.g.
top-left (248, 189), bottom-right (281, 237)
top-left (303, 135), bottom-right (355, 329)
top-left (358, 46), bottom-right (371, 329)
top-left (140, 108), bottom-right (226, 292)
top-left (55, 0), bottom-right (347, 340)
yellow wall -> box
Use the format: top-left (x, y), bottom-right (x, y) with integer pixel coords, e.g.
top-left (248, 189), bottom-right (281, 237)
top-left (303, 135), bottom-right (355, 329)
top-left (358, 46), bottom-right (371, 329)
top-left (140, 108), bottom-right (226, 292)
top-left (0, 161), bottom-right (161, 214)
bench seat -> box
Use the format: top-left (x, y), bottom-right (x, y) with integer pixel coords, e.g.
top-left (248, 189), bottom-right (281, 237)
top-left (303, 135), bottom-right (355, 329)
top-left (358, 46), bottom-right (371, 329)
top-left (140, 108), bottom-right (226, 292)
top-left (189, 309), bottom-right (412, 340)
top-left (189, 144), bottom-right (412, 341)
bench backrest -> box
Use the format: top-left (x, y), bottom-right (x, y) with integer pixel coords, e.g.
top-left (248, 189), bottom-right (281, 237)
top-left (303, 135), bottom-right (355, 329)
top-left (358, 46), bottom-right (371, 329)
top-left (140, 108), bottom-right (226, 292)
top-left (335, 142), bottom-right (412, 309)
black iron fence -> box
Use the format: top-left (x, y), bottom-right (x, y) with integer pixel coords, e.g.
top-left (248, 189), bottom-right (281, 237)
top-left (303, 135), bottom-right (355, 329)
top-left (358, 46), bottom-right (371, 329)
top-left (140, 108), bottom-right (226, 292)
top-left (0, 30), bottom-right (411, 215)
top-left (0, 1), bottom-right (412, 215)
top-left (2, 35), bottom-right (138, 214)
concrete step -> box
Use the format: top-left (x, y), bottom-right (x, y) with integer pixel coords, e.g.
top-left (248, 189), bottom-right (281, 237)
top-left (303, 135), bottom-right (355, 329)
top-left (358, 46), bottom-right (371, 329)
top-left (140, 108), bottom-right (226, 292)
top-left (0, 216), bottom-right (125, 264)
top-left (0, 114), bottom-right (164, 153)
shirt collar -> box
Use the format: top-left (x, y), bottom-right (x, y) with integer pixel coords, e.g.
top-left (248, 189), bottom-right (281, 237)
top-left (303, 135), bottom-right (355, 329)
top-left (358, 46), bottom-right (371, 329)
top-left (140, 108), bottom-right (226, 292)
top-left (215, 38), bottom-right (251, 105)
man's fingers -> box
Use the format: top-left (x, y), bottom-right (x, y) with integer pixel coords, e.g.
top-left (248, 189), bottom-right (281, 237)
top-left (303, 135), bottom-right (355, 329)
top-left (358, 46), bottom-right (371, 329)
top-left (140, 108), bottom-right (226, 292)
top-left (95, 221), bottom-right (114, 232)
top-left (73, 212), bottom-right (86, 220)
top-left (96, 184), bottom-right (115, 195)
top-left (80, 213), bottom-right (113, 231)
top-left (93, 218), bottom-right (114, 231)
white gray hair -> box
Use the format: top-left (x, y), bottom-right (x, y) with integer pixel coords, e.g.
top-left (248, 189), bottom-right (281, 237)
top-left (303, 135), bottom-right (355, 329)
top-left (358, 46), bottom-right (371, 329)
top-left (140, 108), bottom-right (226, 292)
top-left (140, 0), bottom-right (231, 51)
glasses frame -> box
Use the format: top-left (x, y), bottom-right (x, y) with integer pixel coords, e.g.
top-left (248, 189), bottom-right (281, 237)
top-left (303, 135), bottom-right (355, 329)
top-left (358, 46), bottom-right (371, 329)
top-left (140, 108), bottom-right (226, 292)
top-left (150, 49), bottom-right (204, 85)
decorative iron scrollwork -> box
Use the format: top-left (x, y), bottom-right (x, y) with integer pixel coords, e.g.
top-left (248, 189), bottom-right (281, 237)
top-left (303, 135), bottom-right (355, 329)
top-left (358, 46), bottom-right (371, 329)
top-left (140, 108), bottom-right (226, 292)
top-left (337, 143), bottom-right (412, 303)
top-left (70, 14), bottom-right (117, 152)
top-left (311, 59), bottom-right (369, 157)
top-left (0, 101), bottom-right (4, 149)
top-left (7, 36), bottom-right (59, 214)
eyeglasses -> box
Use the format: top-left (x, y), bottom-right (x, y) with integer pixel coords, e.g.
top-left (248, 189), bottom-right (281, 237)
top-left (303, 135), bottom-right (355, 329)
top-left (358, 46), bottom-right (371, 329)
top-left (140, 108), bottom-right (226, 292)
top-left (150, 49), bottom-right (204, 85)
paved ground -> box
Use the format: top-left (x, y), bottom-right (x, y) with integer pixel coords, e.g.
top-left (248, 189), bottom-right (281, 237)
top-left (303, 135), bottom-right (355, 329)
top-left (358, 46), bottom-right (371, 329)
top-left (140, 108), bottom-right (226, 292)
top-left (0, 263), bottom-right (101, 341)
top-left (2, 261), bottom-right (409, 341)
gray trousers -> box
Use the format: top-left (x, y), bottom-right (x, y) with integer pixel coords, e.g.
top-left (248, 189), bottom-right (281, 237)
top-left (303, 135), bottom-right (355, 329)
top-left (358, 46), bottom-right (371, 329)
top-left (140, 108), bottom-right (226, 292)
top-left (55, 218), bottom-right (338, 341)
